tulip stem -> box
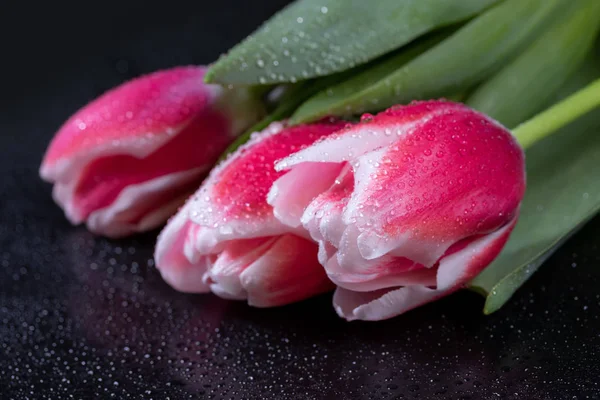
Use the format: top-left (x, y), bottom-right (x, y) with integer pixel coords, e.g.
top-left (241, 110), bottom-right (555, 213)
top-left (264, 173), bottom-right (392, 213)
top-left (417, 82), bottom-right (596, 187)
top-left (513, 77), bottom-right (600, 149)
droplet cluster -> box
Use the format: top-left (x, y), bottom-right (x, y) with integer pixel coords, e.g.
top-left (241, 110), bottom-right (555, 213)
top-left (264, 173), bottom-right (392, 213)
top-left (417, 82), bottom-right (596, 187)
top-left (188, 119), bottom-right (346, 229)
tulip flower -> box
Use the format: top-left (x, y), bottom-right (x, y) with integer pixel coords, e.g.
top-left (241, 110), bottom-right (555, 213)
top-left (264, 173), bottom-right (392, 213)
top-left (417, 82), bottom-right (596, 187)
top-left (40, 66), bottom-right (264, 237)
top-left (155, 120), bottom-right (345, 307)
top-left (269, 100), bottom-right (526, 321)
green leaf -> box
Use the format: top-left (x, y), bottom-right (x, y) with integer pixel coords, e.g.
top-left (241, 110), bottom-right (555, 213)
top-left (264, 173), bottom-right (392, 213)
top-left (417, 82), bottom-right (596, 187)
top-left (291, 0), bottom-right (565, 123)
top-left (466, 0), bottom-right (600, 128)
top-left (289, 31), bottom-right (449, 124)
top-left (469, 55), bottom-right (600, 314)
top-left (205, 0), bottom-right (501, 85)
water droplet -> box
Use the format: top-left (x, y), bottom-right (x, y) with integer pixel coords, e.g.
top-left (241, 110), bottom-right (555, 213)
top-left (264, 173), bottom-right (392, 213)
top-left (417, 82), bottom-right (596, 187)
top-left (361, 113), bottom-right (374, 122)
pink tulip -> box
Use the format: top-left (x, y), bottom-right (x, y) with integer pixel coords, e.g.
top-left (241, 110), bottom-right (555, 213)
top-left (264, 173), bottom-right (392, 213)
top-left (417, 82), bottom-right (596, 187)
top-left (155, 120), bottom-right (346, 307)
top-left (269, 101), bottom-right (526, 321)
top-left (40, 66), bottom-right (264, 237)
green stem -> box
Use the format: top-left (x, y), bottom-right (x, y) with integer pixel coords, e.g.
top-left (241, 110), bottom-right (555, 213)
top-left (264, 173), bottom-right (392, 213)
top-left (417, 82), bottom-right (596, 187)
top-left (513, 77), bottom-right (600, 149)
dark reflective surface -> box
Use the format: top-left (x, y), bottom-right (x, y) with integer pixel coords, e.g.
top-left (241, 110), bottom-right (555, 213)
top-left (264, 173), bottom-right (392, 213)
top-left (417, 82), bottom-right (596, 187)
top-left (1, 1), bottom-right (600, 398)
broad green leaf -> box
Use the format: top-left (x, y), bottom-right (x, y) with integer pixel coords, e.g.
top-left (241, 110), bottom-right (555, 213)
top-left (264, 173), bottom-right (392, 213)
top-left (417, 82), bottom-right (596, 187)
top-left (291, 0), bottom-right (565, 123)
top-left (470, 55), bottom-right (600, 314)
top-left (466, 0), bottom-right (600, 128)
top-left (288, 32), bottom-right (449, 124)
top-left (205, 0), bottom-right (501, 85)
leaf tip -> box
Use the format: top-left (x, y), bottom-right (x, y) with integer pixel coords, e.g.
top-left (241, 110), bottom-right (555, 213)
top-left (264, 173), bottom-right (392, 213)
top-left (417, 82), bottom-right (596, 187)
top-left (482, 300), bottom-right (500, 316)
top-left (204, 66), bottom-right (222, 84)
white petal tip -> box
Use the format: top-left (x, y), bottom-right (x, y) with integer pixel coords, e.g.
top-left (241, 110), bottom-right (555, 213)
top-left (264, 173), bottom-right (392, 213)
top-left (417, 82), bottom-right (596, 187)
top-left (266, 184), bottom-right (279, 207)
top-left (39, 163), bottom-right (54, 182)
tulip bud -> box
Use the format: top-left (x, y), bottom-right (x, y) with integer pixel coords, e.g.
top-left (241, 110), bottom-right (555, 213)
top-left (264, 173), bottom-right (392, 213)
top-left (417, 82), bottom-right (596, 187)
top-left (270, 100), bottom-right (526, 320)
top-left (40, 66), bottom-right (264, 237)
top-left (155, 120), bottom-right (346, 307)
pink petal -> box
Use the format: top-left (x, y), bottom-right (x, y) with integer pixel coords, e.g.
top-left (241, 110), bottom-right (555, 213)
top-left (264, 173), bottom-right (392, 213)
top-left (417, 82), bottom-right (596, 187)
top-left (85, 168), bottom-right (204, 237)
top-left (69, 107), bottom-right (231, 220)
top-left (41, 66), bottom-right (264, 238)
top-left (298, 164), bottom-right (354, 264)
top-left (268, 162), bottom-right (344, 228)
top-left (346, 104), bottom-right (525, 267)
top-left (154, 216), bottom-right (212, 294)
top-left (325, 255), bottom-right (434, 292)
top-left (333, 216), bottom-right (517, 321)
top-left (275, 101), bottom-right (465, 169)
top-left (206, 237), bottom-right (277, 300)
top-left (184, 119), bottom-right (346, 252)
top-left (41, 66), bottom-right (213, 179)
top-left (155, 120), bottom-right (344, 298)
top-left (204, 234), bottom-right (333, 307)
top-left (240, 234), bottom-right (334, 307)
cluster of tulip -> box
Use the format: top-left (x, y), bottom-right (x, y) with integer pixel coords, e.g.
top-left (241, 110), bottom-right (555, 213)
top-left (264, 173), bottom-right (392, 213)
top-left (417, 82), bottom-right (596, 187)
top-left (40, 66), bottom-right (526, 321)
top-left (40, 0), bottom-right (600, 320)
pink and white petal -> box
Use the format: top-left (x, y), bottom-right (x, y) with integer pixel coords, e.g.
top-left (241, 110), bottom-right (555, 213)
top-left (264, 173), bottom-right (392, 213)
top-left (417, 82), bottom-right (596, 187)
top-left (187, 120), bottom-right (345, 250)
top-left (301, 191), bottom-right (346, 255)
top-left (275, 101), bottom-right (466, 171)
top-left (318, 202), bottom-right (348, 253)
top-left (277, 101), bottom-right (523, 271)
top-left (206, 237), bottom-right (277, 300)
top-left (155, 199), bottom-right (194, 266)
top-left (93, 191), bottom-right (191, 239)
top-left (435, 215), bottom-right (517, 291)
top-left (186, 122), bottom-right (283, 229)
top-left (238, 234), bottom-right (334, 307)
top-left (159, 255), bottom-right (212, 294)
top-left (41, 67), bottom-right (215, 180)
top-left (132, 192), bottom-right (193, 233)
top-left (346, 103), bottom-right (523, 267)
top-left (42, 67), bottom-right (264, 238)
top-left (326, 255), bottom-right (436, 292)
top-left (268, 162), bottom-right (344, 228)
top-left (84, 167), bottom-right (206, 237)
top-left (274, 123), bottom-right (393, 169)
top-left (300, 164), bottom-right (354, 254)
top-left (317, 241), bottom-right (337, 266)
top-left (40, 123), bottom-right (186, 185)
top-left (335, 224), bottom-right (373, 272)
top-left (52, 180), bottom-right (84, 225)
top-left (333, 285), bottom-right (441, 322)
top-left (155, 220), bottom-right (213, 294)
top-left (333, 217), bottom-right (517, 321)
top-left (154, 195), bottom-right (214, 294)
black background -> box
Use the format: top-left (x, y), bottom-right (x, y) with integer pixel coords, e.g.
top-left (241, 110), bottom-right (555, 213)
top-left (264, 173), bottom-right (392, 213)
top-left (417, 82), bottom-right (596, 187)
top-left (1, 1), bottom-right (599, 399)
